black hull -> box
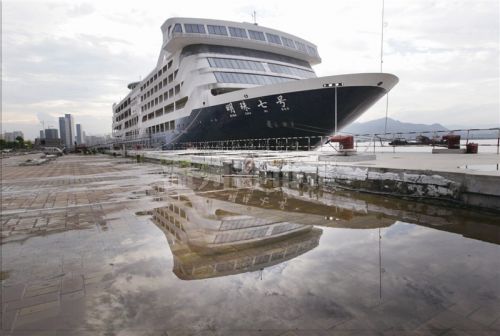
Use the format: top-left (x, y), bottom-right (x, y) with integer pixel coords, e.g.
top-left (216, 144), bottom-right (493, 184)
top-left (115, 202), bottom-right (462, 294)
top-left (151, 86), bottom-right (387, 147)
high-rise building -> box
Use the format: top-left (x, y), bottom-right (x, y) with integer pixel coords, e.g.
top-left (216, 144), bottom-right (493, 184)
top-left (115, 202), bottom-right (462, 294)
top-left (40, 130), bottom-right (45, 139)
top-left (76, 124), bottom-right (84, 145)
top-left (45, 129), bottom-right (59, 140)
top-left (59, 114), bottom-right (75, 148)
top-left (59, 117), bottom-right (66, 147)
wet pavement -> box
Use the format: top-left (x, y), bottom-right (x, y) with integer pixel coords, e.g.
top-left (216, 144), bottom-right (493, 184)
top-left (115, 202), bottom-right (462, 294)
top-left (1, 154), bottom-right (500, 335)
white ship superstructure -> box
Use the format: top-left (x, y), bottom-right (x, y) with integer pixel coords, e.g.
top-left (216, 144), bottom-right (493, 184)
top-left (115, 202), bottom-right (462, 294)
top-left (112, 17), bottom-right (398, 148)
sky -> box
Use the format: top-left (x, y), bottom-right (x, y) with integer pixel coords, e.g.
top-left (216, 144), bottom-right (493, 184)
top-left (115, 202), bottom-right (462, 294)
top-left (2, 0), bottom-right (499, 140)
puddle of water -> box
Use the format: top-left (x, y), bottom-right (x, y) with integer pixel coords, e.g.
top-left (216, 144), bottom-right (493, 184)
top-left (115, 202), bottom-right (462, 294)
top-left (3, 162), bottom-right (499, 334)
top-left (137, 173), bottom-right (500, 331)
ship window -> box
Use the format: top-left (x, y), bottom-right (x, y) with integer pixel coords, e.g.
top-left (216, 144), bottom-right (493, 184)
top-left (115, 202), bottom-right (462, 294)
top-left (228, 27), bottom-right (248, 38)
top-left (306, 45), bottom-right (318, 56)
top-left (155, 108), bottom-right (163, 117)
top-left (282, 37), bottom-right (295, 49)
top-left (184, 24), bottom-right (206, 34)
top-left (159, 95), bottom-right (163, 102)
top-left (164, 103), bottom-right (174, 113)
top-left (295, 41), bottom-right (307, 52)
top-left (168, 60), bottom-right (173, 69)
top-left (173, 24), bottom-right (182, 33)
top-left (160, 124), bottom-right (164, 132)
top-left (207, 57), bottom-right (265, 71)
top-left (148, 112), bottom-right (154, 119)
top-left (248, 30), bottom-right (265, 41)
top-left (170, 120), bottom-right (175, 130)
top-left (267, 63), bottom-right (315, 78)
top-left (207, 25), bottom-right (228, 36)
top-left (163, 65), bottom-right (167, 72)
top-left (169, 88), bottom-right (174, 97)
top-left (168, 74), bottom-right (173, 83)
top-left (175, 97), bottom-right (188, 110)
top-left (174, 84), bottom-right (180, 94)
top-left (163, 92), bottom-right (168, 100)
top-left (174, 70), bottom-right (178, 78)
top-left (214, 71), bottom-right (296, 85)
top-left (265, 33), bottom-right (282, 45)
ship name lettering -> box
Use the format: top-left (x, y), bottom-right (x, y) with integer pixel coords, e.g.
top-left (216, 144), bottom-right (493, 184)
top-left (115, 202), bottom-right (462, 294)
top-left (239, 101), bottom-right (251, 115)
top-left (276, 95), bottom-right (290, 111)
top-left (257, 99), bottom-right (269, 113)
top-left (225, 103), bottom-right (237, 118)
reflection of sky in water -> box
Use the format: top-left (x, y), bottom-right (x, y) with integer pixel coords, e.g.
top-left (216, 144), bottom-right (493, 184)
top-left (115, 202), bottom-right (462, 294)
top-left (3, 168), bottom-right (500, 333)
top-left (84, 219), bottom-right (500, 331)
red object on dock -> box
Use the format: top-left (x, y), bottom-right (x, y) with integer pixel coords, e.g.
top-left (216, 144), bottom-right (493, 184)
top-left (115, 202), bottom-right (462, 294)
top-left (443, 134), bottom-right (461, 149)
top-left (328, 135), bottom-right (354, 150)
top-left (466, 143), bottom-right (478, 154)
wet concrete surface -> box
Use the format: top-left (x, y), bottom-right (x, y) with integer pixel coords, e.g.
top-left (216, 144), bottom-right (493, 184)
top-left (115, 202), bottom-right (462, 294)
top-left (1, 154), bottom-right (500, 335)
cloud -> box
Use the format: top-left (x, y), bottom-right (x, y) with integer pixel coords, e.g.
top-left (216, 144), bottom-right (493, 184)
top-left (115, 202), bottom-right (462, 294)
top-left (67, 2), bottom-right (95, 17)
top-left (2, 0), bottom-right (499, 139)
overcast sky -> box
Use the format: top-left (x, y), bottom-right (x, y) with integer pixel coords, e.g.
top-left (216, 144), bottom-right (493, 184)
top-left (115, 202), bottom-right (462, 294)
top-left (2, 0), bottom-right (499, 139)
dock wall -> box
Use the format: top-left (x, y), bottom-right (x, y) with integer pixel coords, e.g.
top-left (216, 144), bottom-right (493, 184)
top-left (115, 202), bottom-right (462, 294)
top-left (119, 150), bottom-right (500, 212)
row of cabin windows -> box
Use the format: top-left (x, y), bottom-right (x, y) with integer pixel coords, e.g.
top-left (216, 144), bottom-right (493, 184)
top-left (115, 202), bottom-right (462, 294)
top-left (214, 72), bottom-right (296, 85)
top-left (115, 97), bottom-right (131, 113)
top-left (124, 116), bottom-right (138, 129)
top-left (207, 57), bottom-right (315, 78)
top-left (141, 83), bottom-right (182, 112)
top-left (141, 70), bottom-right (178, 102)
top-left (141, 60), bottom-right (173, 91)
top-left (171, 22), bottom-right (318, 57)
top-left (141, 97), bottom-right (188, 122)
top-left (115, 108), bottom-right (131, 122)
top-left (147, 120), bottom-right (176, 135)
top-left (125, 130), bottom-right (138, 138)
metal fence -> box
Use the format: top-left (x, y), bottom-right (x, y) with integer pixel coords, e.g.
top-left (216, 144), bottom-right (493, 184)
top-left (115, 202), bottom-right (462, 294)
top-left (96, 127), bottom-right (500, 154)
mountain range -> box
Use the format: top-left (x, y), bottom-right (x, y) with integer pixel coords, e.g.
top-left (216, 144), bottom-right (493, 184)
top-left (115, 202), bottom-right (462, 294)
top-left (343, 117), bottom-right (448, 135)
top-left (342, 118), bottom-right (498, 139)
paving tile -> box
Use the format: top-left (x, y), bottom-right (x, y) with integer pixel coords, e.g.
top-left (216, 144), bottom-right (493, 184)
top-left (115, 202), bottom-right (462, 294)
top-left (1, 309), bottom-right (18, 332)
top-left (2, 283), bottom-right (26, 302)
top-left (5, 292), bottom-right (59, 311)
top-left (61, 275), bottom-right (84, 294)
top-left (18, 301), bottom-right (59, 316)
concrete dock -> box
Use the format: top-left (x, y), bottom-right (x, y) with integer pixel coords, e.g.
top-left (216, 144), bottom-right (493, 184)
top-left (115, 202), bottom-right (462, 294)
top-left (123, 149), bottom-right (500, 212)
top-left (2, 154), bottom-right (500, 335)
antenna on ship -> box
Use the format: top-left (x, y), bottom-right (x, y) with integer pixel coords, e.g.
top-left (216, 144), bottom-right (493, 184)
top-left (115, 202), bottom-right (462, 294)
top-left (380, 0), bottom-right (390, 135)
top-left (252, 11), bottom-right (258, 25)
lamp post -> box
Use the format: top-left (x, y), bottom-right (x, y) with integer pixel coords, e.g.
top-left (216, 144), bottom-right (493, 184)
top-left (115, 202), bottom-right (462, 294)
top-left (323, 82), bottom-right (344, 136)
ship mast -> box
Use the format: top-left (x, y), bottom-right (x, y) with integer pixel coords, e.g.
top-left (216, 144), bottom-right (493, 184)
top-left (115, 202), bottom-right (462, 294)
top-left (381, 0), bottom-right (390, 135)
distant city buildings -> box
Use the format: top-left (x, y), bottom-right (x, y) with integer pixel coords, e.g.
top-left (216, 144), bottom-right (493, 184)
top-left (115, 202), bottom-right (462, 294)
top-left (1, 131), bottom-right (24, 142)
top-left (59, 114), bottom-right (75, 149)
top-left (85, 135), bottom-right (108, 146)
top-left (44, 129), bottom-right (59, 140)
top-left (76, 124), bottom-right (84, 145)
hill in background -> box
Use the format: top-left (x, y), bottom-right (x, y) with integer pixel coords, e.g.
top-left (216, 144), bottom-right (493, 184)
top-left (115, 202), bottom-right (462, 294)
top-left (343, 117), bottom-right (448, 135)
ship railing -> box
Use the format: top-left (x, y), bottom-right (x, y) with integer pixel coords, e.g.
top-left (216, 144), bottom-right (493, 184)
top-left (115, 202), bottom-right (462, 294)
top-left (99, 127), bottom-right (500, 154)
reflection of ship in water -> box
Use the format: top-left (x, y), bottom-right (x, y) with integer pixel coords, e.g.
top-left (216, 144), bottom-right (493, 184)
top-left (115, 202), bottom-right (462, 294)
top-left (151, 188), bottom-right (322, 280)
top-left (149, 172), bottom-right (499, 280)
top-left (152, 173), bottom-right (500, 246)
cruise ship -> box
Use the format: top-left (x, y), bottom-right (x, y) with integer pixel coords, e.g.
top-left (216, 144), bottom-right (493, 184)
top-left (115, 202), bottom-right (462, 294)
top-left (112, 17), bottom-right (398, 148)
